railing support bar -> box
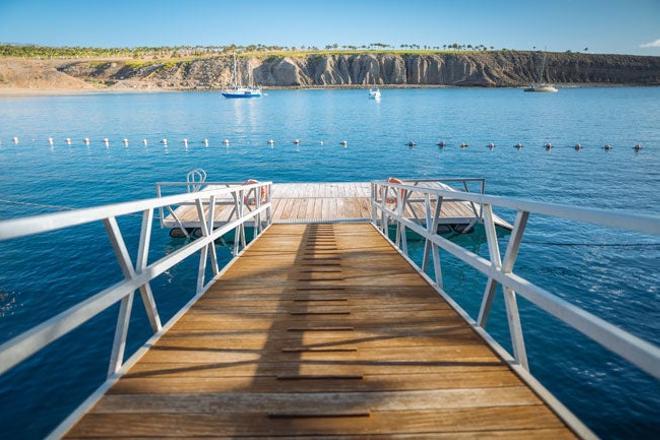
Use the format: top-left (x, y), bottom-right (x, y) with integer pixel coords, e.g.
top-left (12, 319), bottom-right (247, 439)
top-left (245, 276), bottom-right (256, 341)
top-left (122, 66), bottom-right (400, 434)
top-left (231, 193), bottom-right (241, 255)
top-left (103, 217), bottom-right (137, 377)
top-left (136, 209), bottom-right (161, 332)
top-left (480, 206), bottom-right (529, 370)
top-left (195, 198), bottom-right (210, 294)
top-left (206, 196), bottom-right (219, 276)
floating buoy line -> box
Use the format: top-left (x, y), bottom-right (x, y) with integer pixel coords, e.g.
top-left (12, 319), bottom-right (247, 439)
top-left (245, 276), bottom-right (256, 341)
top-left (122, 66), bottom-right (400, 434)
top-left (0, 136), bottom-right (649, 154)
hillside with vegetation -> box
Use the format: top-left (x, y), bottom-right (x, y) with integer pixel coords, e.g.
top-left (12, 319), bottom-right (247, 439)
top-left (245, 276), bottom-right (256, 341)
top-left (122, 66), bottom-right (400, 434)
top-left (1, 44), bottom-right (659, 92)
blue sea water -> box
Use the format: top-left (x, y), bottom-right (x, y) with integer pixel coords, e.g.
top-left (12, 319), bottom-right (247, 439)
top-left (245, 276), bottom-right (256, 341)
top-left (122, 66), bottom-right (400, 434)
top-left (0, 87), bottom-right (658, 438)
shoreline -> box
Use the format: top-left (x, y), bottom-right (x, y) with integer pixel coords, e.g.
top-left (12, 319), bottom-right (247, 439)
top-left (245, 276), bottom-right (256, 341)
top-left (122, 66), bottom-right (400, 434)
top-left (1, 83), bottom-right (657, 97)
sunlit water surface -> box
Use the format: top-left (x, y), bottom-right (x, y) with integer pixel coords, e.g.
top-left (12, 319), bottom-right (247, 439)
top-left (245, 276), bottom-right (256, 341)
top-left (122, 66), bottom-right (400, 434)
top-left (0, 88), bottom-right (658, 439)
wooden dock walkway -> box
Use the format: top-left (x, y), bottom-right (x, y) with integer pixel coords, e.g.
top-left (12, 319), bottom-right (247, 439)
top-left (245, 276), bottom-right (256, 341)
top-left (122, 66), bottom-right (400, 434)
top-left (66, 223), bottom-right (575, 438)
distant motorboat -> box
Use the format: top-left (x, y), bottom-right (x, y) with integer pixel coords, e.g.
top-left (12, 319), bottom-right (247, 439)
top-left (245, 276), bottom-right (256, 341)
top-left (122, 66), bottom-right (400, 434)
top-left (222, 53), bottom-right (262, 99)
top-left (368, 87), bottom-right (381, 100)
top-left (524, 83), bottom-right (559, 93)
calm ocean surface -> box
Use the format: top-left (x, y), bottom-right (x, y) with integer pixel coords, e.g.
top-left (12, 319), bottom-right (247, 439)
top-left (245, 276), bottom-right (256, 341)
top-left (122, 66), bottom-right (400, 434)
top-left (0, 87), bottom-right (658, 438)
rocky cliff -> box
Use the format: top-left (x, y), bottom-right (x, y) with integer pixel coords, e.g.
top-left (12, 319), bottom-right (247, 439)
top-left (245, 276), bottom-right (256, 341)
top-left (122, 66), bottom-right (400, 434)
top-left (4, 52), bottom-right (660, 92)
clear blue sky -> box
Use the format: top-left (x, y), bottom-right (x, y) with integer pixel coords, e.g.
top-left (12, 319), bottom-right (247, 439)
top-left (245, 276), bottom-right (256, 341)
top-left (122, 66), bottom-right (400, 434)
top-left (1, 0), bottom-right (659, 55)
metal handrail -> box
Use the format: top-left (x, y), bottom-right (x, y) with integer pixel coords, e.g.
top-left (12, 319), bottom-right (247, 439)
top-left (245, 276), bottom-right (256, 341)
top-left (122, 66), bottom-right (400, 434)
top-left (370, 180), bottom-right (660, 379)
top-left (155, 181), bottom-right (255, 230)
top-left (0, 181), bottom-right (273, 378)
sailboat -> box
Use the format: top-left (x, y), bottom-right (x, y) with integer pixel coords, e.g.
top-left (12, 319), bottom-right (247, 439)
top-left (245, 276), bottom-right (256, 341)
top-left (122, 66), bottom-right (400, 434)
top-left (222, 54), bottom-right (262, 98)
top-left (524, 52), bottom-right (558, 93)
top-left (368, 78), bottom-right (381, 100)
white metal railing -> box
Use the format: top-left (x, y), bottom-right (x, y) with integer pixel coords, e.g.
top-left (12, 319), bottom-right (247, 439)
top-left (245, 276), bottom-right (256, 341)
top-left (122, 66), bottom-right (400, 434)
top-left (0, 181), bottom-right (272, 378)
top-left (155, 180), bottom-right (251, 234)
top-left (385, 177), bottom-right (486, 230)
top-left (370, 179), bottom-right (660, 378)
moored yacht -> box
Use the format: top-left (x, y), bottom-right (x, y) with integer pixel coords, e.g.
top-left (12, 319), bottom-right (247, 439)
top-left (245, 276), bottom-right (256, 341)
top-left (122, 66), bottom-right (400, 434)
top-left (222, 54), bottom-right (262, 98)
top-left (524, 83), bottom-right (559, 93)
top-left (368, 87), bottom-right (381, 100)
top-left (524, 51), bottom-right (558, 93)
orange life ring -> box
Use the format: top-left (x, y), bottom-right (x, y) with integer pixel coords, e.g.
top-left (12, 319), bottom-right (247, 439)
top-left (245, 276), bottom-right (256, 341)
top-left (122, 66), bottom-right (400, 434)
top-left (385, 177), bottom-right (404, 205)
top-left (243, 179), bottom-right (268, 206)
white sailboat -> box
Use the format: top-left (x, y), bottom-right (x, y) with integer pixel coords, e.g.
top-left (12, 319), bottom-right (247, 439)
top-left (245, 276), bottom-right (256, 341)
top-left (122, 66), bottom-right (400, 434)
top-left (524, 52), bottom-right (558, 93)
top-left (368, 87), bottom-right (381, 100)
top-left (222, 54), bottom-right (262, 98)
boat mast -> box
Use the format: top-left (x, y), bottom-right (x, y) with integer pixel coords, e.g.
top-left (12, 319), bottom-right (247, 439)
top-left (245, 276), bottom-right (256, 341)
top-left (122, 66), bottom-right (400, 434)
top-left (537, 51), bottom-right (547, 83)
top-left (233, 53), bottom-right (239, 87)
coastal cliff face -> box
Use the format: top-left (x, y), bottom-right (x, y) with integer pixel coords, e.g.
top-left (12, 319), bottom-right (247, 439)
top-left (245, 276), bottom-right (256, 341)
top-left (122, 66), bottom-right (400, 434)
top-left (3, 52), bottom-right (660, 91)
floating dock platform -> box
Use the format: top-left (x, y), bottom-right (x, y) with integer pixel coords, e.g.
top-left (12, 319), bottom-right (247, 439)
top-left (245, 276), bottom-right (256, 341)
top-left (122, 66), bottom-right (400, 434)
top-left (159, 180), bottom-right (513, 233)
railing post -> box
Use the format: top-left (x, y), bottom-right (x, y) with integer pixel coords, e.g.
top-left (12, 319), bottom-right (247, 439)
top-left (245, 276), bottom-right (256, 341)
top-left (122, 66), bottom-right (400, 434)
top-left (232, 191), bottom-right (241, 255)
top-left (399, 188), bottom-right (412, 255)
top-left (267, 183), bottom-right (273, 225)
top-left (239, 190), bottom-right (247, 249)
top-left (136, 208), bottom-right (161, 333)
top-left (194, 196), bottom-right (220, 293)
top-left (255, 186), bottom-right (262, 237)
top-left (380, 185), bottom-right (388, 234)
top-left (478, 206), bottom-right (529, 370)
top-left (207, 196), bottom-right (219, 275)
top-left (422, 194), bottom-right (444, 289)
top-left (156, 184), bottom-right (164, 228)
top-left (422, 194), bottom-right (431, 270)
top-left (389, 184), bottom-right (413, 254)
top-left (107, 290), bottom-right (133, 377)
top-left (103, 217), bottom-right (136, 377)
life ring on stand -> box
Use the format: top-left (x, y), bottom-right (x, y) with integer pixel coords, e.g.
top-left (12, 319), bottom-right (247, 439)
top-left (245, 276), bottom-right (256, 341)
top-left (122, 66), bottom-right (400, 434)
top-left (243, 179), bottom-right (268, 206)
top-left (385, 177), bottom-right (404, 206)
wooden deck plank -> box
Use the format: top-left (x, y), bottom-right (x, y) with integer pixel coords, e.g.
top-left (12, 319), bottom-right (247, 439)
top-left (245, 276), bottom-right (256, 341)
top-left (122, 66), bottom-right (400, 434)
top-left (65, 224), bottom-right (575, 439)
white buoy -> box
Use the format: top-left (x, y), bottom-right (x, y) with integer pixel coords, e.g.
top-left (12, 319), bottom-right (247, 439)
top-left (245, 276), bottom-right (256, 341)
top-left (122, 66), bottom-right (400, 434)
top-left (203, 138), bottom-right (209, 147)
top-left (103, 138), bottom-right (110, 146)
top-left (48, 137), bottom-right (54, 146)
top-left (515, 143), bottom-right (524, 149)
top-left (293, 139), bottom-right (300, 145)
top-left (340, 140), bottom-right (348, 147)
top-left (183, 138), bottom-right (189, 147)
top-left (161, 138), bottom-right (168, 145)
top-left (223, 139), bottom-right (230, 145)
top-left (574, 143), bottom-right (582, 151)
top-left (12, 136), bottom-right (19, 144)
top-left (66, 137), bottom-right (72, 145)
top-left (544, 143), bottom-right (552, 150)
top-left (320, 141), bottom-right (324, 145)
top-left (143, 139), bottom-right (148, 146)
top-left (603, 144), bottom-right (612, 150)
top-left (84, 137), bottom-right (90, 145)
